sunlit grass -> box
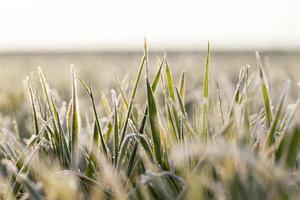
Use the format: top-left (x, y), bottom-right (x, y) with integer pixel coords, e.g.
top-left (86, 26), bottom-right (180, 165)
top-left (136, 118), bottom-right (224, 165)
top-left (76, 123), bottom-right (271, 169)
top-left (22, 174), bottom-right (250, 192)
top-left (0, 42), bottom-right (300, 199)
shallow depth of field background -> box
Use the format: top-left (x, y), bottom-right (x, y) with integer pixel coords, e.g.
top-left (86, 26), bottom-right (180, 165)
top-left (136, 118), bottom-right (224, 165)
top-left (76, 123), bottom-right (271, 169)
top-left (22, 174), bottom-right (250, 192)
top-left (0, 0), bottom-right (299, 92)
top-left (0, 0), bottom-right (299, 132)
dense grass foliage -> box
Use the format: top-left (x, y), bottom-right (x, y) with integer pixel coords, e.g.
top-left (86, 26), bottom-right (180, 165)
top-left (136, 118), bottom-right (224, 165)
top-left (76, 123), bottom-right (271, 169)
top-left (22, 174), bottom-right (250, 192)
top-left (0, 43), bottom-right (300, 199)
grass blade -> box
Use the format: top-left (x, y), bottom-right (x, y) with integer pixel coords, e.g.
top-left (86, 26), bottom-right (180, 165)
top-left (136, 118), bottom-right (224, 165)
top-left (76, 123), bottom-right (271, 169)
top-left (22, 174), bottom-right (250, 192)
top-left (126, 59), bottom-right (165, 176)
top-left (179, 71), bottom-right (185, 103)
top-left (256, 52), bottom-right (273, 128)
top-left (146, 78), bottom-right (162, 166)
top-left (165, 59), bottom-right (175, 101)
top-left (111, 90), bottom-right (119, 166)
top-left (265, 80), bottom-right (290, 147)
top-left (27, 79), bottom-right (39, 135)
top-left (151, 57), bottom-right (164, 92)
top-left (70, 66), bottom-right (80, 167)
top-left (80, 79), bottom-right (108, 156)
top-left (202, 42), bottom-right (210, 142)
top-left (119, 50), bottom-right (147, 146)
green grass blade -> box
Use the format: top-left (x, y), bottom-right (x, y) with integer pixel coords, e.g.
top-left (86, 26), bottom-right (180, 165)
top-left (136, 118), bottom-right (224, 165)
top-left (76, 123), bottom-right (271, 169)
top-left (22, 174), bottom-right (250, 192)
top-left (38, 68), bottom-right (70, 167)
top-left (166, 102), bottom-right (177, 139)
top-left (115, 78), bottom-right (129, 109)
top-left (111, 90), bottom-right (119, 166)
top-left (151, 58), bottom-right (164, 92)
top-left (202, 42), bottom-right (210, 142)
top-left (119, 52), bottom-right (147, 146)
top-left (216, 82), bottom-right (225, 126)
top-left (256, 52), bottom-right (273, 128)
top-left (101, 92), bottom-right (112, 115)
top-left (80, 79), bottom-right (108, 157)
top-left (165, 59), bottom-right (175, 101)
top-left (126, 59), bottom-right (165, 176)
top-left (27, 79), bottom-right (39, 135)
top-left (179, 71), bottom-right (185, 103)
top-left (175, 87), bottom-right (186, 117)
top-left (266, 80), bottom-right (290, 147)
top-left (92, 120), bottom-right (99, 147)
top-left (70, 66), bottom-right (80, 167)
top-left (146, 78), bottom-right (162, 166)
top-left (227, 66), bottom-right (246, 121)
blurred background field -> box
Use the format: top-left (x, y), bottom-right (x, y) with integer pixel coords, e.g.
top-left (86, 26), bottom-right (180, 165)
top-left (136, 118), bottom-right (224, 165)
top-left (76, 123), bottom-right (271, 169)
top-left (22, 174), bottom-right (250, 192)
top-left (1, 51), bottom-right (300, 106)
top-left (0, 51), bottom-right (299, 136)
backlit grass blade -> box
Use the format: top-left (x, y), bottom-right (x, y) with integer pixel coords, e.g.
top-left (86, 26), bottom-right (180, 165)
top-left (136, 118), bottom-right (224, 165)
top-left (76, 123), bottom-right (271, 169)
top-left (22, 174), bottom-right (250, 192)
top-left (126, 59), bottom-right (165, 176)
top-left (101, 92), bottom-right (112, 115)
top-left (119, 50), bottom-right (147, 146)
top-left (49, 92), bottom-right (70, 167)
top-left (38, 68), bottom-right (60, 139)
top-left (175, 87), bottom-right (186, 117)
top-left (92, 120), bottom-right (99, 148)
top-left (165, 59), bottom-right (175, 101)
top-left (70, 66), bottom-right (80, 167)
top-left (228, 66), bottom-right (246, 121)
top-left (265, 80), bottom-right (290, 147)
top-left (166, 101), bottom-right (178, 139)
top-left (202, 42), bottom-right (210, 142)
top-left (179, 71), bottom-right (185, 103)
top-left (116, 78), bottom-right (129, 109)
top-left (27, 79), bottom-right (39, 135)
top-left (171, 103), bottom-right (181, 138)
top-left (80, 79), bottom-right (108, 156)
top-left (256, 52), bottom-right (273, 128)
top-left (38, 68), bottom-right (70, 167)
top-left (111, 90), bottom-right (119, 166)
top-left (151, 57), bottom-right (164, 92)
top-left (216, 82), bottom-right (225, 125)
top-left (146, 78), bottom-right (162, 166)
top-left (104, 122), bottom-right (113, 143)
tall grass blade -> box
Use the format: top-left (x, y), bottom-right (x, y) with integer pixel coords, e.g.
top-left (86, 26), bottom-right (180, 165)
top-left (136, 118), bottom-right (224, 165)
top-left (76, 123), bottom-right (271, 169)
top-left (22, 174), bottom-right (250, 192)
top-left (202, 42), bottom-right (210, 142)
top-left (126, 59), bottom-right (164, 176)
top-left (80, 80), bottom-right (108, 156)
top-left (256, 52), bottom-right (273, 128)
top-left (151, 57), bottom-right (164, 92)
top-left (146, 78), bottom-right (162, 166)
top-left (265, 80), bottom-right (290, 147)
top-left (179, 71), bottom-right (185, 103)
top-left (111, 90), bottom-right (119, 166)
top-left (119, 50), bottom-right (147, 146)
top-left (70, 66), bottom-right (80, 167)
top-left (165, 60), bottom-right (175, 101)
top-left (27, 79), bottom-right (39, 135)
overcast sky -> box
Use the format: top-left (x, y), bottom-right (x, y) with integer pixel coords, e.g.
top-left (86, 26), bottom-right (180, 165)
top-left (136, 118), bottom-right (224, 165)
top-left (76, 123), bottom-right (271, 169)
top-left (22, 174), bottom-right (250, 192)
top-left (0, 0), bottom-right (299, 51)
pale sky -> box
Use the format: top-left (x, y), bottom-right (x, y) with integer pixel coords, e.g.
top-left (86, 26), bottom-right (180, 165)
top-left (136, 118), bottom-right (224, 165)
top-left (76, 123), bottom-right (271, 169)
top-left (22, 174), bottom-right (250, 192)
top-left (0, 0), bottom-right (299, 51)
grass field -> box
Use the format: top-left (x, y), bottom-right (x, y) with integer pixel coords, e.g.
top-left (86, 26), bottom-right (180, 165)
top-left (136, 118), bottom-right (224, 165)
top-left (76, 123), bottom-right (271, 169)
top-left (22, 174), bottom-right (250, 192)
top-left (0, 44), bottom-right (300, 199)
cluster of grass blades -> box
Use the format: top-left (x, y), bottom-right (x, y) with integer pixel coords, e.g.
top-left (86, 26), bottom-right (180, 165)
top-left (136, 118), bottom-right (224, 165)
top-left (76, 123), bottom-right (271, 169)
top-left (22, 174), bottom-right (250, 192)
top-left (0, 42), bottom-right (300, 200)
